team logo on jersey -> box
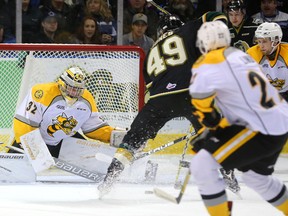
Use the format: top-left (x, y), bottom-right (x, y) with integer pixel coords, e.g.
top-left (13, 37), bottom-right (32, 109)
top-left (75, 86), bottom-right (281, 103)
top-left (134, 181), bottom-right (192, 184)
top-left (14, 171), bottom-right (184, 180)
top-left (34, 90), bottom-right (43, 99)
top-left (47, 112), bottom-right (78, 137)
top-left (166, 83), bottom-right (177, 90)
top-left (266, 74), bottom-right (285, 90)
top-left (233, 40), bottom-right (250, 52)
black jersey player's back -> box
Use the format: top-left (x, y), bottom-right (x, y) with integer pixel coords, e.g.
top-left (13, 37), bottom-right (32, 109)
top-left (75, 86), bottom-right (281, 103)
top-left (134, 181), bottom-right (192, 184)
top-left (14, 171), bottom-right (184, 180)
top-left (144, 12), bottom-right (227, 99)
top-left (143, 16), bottom-right (200, 98)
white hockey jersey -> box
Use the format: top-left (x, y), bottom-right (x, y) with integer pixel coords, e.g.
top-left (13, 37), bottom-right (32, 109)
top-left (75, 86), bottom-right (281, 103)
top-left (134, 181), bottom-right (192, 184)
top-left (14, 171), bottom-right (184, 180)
top-left (189, 47), bottom-right (288, 135)
top-left (14, 83), bottom-right (114, 145)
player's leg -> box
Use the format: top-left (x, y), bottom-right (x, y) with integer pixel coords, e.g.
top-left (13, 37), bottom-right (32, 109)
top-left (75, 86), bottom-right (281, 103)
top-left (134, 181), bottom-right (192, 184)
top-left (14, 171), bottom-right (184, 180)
top-left (239, 133), bottom-right (288, 216)
top-left (190, 125), bottom-right (260, 215)
top-left (98, 99), bottom-right (172, 196)
top-left (242, 170), bottom-right (288, 215)
top-left (190, 149), bottom-right (231, 216)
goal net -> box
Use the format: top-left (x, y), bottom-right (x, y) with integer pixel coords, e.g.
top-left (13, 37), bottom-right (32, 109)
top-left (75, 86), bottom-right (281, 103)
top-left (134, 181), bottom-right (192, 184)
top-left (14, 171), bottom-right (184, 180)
top-left (0, 44), bottom-right (145, 151)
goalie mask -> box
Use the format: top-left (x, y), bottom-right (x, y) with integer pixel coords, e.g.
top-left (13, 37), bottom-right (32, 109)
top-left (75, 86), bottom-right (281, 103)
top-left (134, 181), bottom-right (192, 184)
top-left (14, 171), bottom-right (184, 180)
top-left (196, 21), bottom-right (231, 55)
top-left (157, 15), bottom-right (184, 37)
top-left (58, 66), bottom-right (86, 104)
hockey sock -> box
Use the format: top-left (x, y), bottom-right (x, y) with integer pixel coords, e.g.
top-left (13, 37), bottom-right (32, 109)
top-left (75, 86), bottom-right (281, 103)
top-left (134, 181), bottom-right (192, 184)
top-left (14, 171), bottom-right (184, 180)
top-left (269, 185), bottom-right (288, 215)
top-left (114, 147), bottom-right (134, 166)
top-left (202, 191), bottom-right (231, 216)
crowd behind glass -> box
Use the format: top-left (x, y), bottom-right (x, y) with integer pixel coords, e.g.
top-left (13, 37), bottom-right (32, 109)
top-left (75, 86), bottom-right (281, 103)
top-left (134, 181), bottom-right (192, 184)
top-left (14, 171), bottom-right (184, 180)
top-left (0, 0), bottom-right (288, 52)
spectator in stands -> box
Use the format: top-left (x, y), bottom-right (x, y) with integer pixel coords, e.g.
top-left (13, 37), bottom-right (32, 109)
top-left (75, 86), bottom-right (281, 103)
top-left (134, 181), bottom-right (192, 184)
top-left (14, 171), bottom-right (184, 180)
top-left (227, 0), bottom-right (260, 52)
top-left (252, 0), bottom-right (288, 42)
top-left (193, 0), bottom-right (216, 18)
top-left (85, 0), bottom-right (117, 45)
top-left (31, 12), bottom-right (58, 43)
top-left (0, 0), bottom-right (16, 43)
top-left (22, 0), bottom-right (42, 43)
top-left (252, 0), bottom-right (288, 27)
top-left (124, 0), bottom-right (159, 41)
top-left (74, 16), bottom-right (101, 44)
top-left (165, 0), bottom-right (196, 23)
top-left (39, 0), bottom-right (75, 34)
top-left (123, 13), bottom-right (154, 55)
top-left (0, 24), bottom-right (4, 43)
top-left (30, 0), bottom-right (43, 8)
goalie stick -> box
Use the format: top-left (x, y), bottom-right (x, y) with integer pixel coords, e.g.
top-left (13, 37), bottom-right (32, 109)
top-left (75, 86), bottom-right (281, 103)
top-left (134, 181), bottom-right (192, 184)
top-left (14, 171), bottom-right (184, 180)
top-left (6, 145), bottom-right (105, 183)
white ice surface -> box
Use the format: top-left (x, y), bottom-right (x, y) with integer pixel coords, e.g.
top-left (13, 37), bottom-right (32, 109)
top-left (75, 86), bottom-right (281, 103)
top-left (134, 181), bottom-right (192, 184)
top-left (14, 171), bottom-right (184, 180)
top-left (0, 155), bottom-right (287, 216)
top-left (0, 182), bottom-right (287, 216)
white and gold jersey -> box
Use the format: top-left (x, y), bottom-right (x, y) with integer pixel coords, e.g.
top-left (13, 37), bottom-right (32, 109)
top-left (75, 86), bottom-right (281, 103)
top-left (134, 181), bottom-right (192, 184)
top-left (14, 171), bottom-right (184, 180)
top-left (189, 47), bottom-right (288, 135)
top-left (247, 43), bottom-right (288, 93)
top-left (14, 83), bottom-right (113, 145)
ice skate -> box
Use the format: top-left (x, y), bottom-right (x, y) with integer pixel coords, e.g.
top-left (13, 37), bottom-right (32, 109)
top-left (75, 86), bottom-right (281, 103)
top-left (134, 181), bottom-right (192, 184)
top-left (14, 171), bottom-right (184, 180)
top-left (219, 168), bottom-right (241, 194)
top-left (98, 158), bottom-right (124, 198)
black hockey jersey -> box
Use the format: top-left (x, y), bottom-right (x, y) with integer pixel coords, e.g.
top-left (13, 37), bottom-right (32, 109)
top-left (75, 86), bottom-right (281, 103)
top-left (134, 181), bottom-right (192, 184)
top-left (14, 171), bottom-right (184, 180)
top-left (228, 17), bottom-right (260, 52)
top-left (143, 20), bottom-right (202, 99)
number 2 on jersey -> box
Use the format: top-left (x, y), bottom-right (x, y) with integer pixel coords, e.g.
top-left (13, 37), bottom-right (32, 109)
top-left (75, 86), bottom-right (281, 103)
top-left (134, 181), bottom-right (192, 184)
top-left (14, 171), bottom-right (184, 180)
top-left (147, 35), bottom-right (187, 76)
top-left (249, 72), bottom-right (276, 109)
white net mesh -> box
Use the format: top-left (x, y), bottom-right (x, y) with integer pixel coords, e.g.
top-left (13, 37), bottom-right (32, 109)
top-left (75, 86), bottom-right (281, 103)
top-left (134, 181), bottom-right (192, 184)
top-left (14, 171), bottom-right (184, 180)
top-left (0, 45), bottom-right (144, 151)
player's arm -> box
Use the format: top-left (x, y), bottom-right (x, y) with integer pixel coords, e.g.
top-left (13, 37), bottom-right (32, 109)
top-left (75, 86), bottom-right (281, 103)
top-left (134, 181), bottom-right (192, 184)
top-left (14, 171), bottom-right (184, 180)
top-left (13, 88), bottom-right (42, 143)
top-left (191, 94), bottom-right (221, 129)
top-left (81, 93), bottom-right (126, 145)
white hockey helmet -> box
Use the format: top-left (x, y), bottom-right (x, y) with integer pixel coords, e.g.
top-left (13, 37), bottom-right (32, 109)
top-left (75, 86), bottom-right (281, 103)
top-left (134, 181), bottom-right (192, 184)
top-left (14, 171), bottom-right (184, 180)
top-left (58, 66), bottom-right (86, 103)
top-left (196, 21), bottom-right (231, 55)
top-left (254, 22), bottom-right (282, 54)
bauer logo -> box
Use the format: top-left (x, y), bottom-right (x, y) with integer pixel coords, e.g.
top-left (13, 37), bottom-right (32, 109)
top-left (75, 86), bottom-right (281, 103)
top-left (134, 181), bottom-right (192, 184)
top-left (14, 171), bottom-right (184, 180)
top-left (0, 154), bottom-right (24, 159)
top-left (55, 159), bottom-right (104, 182)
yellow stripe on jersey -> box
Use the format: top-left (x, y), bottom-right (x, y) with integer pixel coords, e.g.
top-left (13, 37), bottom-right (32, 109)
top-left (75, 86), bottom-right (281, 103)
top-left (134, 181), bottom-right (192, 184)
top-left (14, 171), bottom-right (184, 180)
top-left (193, 48), bottom-right (226, 69)
top-left (213, 129), bottom-right (257, 163)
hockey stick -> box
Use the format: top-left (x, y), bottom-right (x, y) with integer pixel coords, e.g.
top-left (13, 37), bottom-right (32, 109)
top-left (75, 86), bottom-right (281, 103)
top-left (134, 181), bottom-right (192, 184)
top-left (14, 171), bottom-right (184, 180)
top-left (154, 170), bottom-right (191, 204)
top-left (146, 0), bottom-right (171, 15)
top-left (174, 127), bottom-right (191, 189)
top-left (174, 125), bottom-right (195, 189)
top-left (6, 145), bottom-right (105, 183)
top-left (134, 130), bottom-right (197, 160)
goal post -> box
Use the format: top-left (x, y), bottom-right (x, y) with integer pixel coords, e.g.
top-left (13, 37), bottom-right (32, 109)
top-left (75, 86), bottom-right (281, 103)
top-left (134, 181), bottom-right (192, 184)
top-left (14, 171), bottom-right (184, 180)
top-left (0, 44), bottom-right (145, 151)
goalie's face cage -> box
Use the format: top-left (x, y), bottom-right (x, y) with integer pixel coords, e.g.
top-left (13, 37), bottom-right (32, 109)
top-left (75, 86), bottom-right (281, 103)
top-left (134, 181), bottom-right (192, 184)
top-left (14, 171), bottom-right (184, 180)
top-left (58, 67), bottom-right (86, 99)
top-left (64, 82), bottom-right (85, 98)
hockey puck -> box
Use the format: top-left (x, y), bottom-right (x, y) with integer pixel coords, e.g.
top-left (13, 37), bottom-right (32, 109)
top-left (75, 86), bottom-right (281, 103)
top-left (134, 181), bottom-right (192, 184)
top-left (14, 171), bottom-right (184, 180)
top-left (144, 190), bottom-right (154, 194)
